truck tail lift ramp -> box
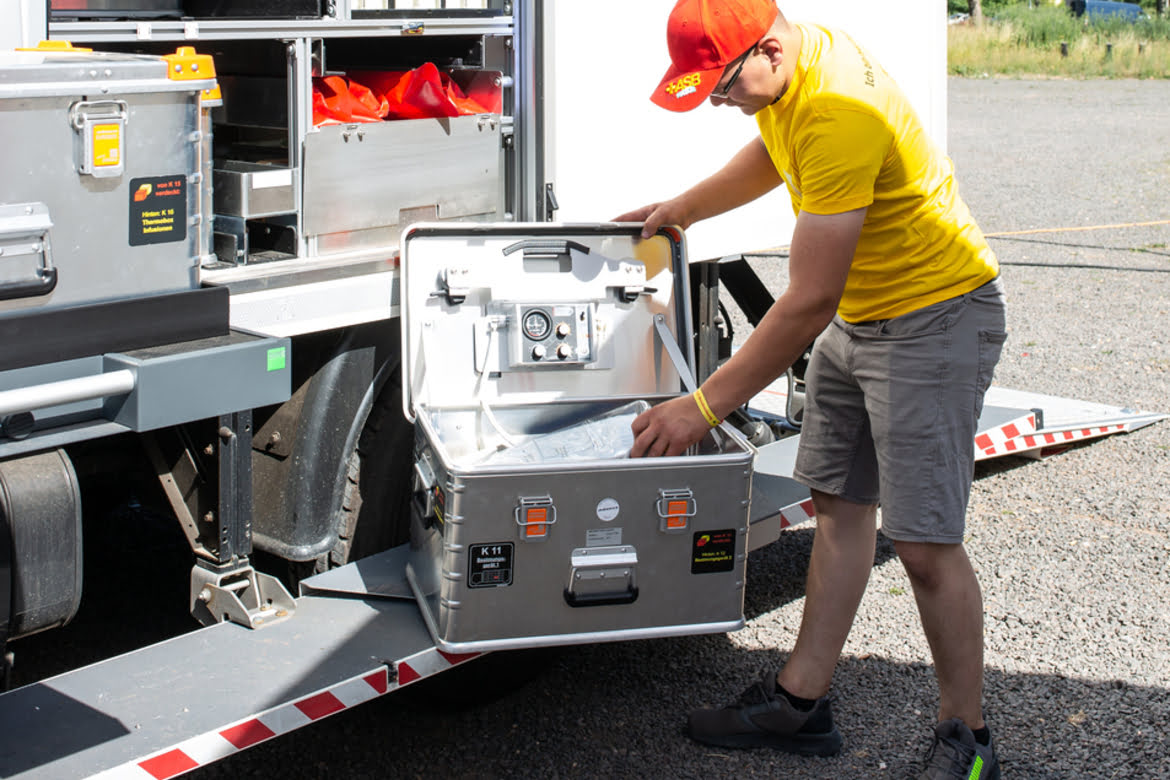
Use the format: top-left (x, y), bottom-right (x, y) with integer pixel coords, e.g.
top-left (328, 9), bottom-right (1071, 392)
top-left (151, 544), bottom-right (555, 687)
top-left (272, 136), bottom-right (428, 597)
top-left (0, 388), bottom-right (1162, 780)
top-left (745, 381), bottom-right (1167, 552)
top-left (0, 547), bottom-right (479, 780)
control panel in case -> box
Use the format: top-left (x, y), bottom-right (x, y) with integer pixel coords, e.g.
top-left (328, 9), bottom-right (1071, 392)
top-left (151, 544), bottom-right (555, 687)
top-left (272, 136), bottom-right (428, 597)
top-left (496, 302), bottom-right (596, 369)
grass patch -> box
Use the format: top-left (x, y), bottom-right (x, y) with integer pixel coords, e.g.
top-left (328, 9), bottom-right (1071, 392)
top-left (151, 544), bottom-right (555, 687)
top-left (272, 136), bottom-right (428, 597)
top-left (949, 5), bottom-right (1170, 78)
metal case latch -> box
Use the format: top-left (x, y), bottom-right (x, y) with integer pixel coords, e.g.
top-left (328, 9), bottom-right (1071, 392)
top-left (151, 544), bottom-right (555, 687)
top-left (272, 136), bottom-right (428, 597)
top-left (70, 100), bottom-right (129, 179)
top-left (615, 260), bottom-right (650, 303)
top-left (441, 265), bottom-right (472, 305)
top-left (412, 451), bottom-right (442, 524)
top-left (515, 494), bottom-right (557, 541)
top-left (657, 488), bottom-right (696, 533)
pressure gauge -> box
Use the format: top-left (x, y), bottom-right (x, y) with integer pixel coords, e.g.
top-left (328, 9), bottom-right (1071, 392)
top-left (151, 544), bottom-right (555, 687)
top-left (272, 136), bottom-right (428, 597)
top-left (522, 308), bottom-right (552, 341)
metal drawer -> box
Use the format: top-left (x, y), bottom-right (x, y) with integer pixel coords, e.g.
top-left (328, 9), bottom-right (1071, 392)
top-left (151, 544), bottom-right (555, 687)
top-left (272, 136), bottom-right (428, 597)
top-left (214, 161), bottom-right (296, 219)
top-left (302, 114), bottom-right (501, 243)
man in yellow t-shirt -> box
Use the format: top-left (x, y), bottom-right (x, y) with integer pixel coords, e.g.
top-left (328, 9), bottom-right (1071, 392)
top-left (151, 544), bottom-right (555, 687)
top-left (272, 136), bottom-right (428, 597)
top-left (618, 2), bottom-right (1005, 778)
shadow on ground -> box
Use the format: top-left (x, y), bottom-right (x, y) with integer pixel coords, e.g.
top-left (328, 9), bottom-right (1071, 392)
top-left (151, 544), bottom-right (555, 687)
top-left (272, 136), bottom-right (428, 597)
top-left (188, 638), bottom-right (1168, 780)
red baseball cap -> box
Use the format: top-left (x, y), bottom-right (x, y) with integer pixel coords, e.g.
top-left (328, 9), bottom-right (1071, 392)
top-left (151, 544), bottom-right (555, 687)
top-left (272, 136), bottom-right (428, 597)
top-left (651, 0), bottom-right (780, 112)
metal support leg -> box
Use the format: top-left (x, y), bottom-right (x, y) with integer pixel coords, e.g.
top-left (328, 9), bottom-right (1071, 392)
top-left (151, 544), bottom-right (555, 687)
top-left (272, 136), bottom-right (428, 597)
top-left (187, 411), bottom-right (295, 629)
top-left (213, 410), bottom-right (253, 564)
top-left (191, 558), bottom-right (295, 629)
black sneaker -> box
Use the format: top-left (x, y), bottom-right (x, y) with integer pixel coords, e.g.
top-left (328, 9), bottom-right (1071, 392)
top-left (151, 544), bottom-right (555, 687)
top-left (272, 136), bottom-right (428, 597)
top-left (918, 718), bottom-right (1001, 780)
top-left (686, 672), bottom-right (843, 756)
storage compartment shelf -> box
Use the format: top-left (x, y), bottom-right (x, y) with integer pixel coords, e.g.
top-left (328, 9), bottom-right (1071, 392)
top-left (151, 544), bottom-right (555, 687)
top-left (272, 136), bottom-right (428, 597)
top-left (50, 0), bottom-right (506, 21)
top-left (49, 16), bottom-right (513, 42)
top-left (48, 20), bottom-right (517, 271)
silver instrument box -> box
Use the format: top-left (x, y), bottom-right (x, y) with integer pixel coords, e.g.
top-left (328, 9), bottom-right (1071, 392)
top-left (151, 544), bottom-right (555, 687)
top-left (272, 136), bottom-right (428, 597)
top-left (400, 223), bottom-right (753, 653)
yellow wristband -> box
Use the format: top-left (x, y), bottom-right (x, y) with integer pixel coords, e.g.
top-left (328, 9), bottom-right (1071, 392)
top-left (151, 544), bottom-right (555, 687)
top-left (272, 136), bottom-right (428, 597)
top-left (692, 388), bottom-right (721, 428)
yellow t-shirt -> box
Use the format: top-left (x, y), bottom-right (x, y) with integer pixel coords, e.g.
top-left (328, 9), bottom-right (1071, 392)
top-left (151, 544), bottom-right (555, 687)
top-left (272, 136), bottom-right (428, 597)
top-left (755, 24), bottom-right (999, 322)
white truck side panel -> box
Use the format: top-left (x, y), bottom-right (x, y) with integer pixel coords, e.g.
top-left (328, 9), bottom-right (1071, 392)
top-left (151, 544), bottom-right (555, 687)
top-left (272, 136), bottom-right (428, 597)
top-left (3, 1), bottom-right (47, 50)
top-left (546, 0), bottom-right (946, 262)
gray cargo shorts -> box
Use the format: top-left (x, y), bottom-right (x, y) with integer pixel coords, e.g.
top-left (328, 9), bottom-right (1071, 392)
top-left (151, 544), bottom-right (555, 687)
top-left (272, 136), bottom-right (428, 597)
top-left (792, 277), bottom-right (1007, 544)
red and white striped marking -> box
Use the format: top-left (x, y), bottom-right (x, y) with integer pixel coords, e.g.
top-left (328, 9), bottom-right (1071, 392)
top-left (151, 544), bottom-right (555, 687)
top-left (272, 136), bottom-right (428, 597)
top-left (1002, 423), bottom-right (1128, 457)
top-left (977, 419), bottom-right (1129, 460)
top-left (769, 413), bottom-right (1141, 529)
top-left (93, 647), bottom-right (479, 780)
top-left (974, 413), bottom-right (1038, 460)
top-left (778, 497), bottom-right (816, 529)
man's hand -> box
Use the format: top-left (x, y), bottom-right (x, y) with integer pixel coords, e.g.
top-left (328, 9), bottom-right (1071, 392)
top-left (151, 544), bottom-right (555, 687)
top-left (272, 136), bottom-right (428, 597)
top-left (629, 394), bottom-right (713, 458)
top-left (612, 199), bottom-right (692, 240)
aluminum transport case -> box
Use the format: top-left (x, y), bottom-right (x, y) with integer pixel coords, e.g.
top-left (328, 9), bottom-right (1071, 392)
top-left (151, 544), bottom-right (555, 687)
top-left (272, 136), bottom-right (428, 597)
top-left (0, 46), bottom-right (212, 317)
top-left (401, 223), bottom-right (754, 653)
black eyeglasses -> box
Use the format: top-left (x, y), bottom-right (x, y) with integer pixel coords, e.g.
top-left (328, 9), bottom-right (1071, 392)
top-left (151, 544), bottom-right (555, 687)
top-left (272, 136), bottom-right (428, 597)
top-left (713, 43), bottom-right (756, 98)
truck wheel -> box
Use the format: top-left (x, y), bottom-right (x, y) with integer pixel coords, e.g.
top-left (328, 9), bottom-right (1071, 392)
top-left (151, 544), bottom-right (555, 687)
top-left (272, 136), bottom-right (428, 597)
top-left (272, 345), bottom-right (416, 587)
top-left (327, 369), bottom-right (414, 569)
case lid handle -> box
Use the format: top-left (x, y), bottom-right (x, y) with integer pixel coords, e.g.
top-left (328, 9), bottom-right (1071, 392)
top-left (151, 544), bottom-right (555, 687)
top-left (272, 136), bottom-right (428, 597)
top-left (501, 238), bottom-right (590, 260)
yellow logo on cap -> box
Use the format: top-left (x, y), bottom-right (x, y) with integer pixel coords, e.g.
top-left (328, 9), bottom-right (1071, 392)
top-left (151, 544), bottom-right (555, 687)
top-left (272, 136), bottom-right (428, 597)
top-left (665, 72), bottom-right (703, 97)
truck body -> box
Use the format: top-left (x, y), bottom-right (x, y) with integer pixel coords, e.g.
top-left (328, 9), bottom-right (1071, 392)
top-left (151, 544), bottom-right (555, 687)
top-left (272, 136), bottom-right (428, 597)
top-left (1, 2), bottom-right (1164, 777)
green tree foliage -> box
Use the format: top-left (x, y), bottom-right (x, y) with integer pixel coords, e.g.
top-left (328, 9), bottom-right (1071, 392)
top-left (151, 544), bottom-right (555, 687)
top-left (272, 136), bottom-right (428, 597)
top-left (949, 0), bottom-right (1170, 78)
top-left (993, 2), bottom-right (1170, 42)
top-left (950, 0), bottom-right (1163, 15)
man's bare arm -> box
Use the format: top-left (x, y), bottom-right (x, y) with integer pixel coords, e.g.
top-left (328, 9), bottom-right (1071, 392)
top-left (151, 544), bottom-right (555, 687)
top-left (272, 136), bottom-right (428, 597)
top-left (630, 207), bottom-right (867, 458)
top-left (701, 207), bottom-right (866, 417)
top-left (613, 138), bottom-right (782, 237)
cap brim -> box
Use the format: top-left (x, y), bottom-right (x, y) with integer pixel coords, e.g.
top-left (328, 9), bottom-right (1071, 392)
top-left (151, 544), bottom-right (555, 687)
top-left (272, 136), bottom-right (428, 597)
top-left (650, 62), bottom-right (725, 113)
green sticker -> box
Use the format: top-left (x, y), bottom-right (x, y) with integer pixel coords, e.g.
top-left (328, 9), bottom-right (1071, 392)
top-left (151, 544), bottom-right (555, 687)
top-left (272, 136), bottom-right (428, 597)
top-left (267, 347), bottom-right (287, 372)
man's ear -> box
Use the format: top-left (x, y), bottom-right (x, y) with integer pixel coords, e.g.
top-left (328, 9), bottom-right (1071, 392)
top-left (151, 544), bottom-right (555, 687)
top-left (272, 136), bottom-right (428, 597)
top-left (760, 35), bottom-right (786, 68)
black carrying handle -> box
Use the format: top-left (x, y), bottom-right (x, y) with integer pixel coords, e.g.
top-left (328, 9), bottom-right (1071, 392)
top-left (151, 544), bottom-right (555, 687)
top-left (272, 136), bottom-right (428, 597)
top-left (501, 239), bottom-right (590, 259)
top-left (0, 268), bottom-right (58, 302)
top-left (563, 586), bottom-right (639, 608)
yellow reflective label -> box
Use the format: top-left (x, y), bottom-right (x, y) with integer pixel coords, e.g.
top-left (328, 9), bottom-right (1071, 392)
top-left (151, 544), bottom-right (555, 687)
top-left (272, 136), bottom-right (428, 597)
top-left (92, 123), bottom-right (122, 167)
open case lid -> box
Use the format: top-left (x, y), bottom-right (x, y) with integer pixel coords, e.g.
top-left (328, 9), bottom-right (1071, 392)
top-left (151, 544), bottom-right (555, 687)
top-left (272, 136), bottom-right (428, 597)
top-left (400, 223), bottom-right (694, 421)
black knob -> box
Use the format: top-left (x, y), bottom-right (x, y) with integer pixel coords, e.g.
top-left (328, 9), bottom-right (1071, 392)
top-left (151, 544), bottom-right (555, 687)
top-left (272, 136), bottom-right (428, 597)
top-left (1, 411), bottom-right (35, 440)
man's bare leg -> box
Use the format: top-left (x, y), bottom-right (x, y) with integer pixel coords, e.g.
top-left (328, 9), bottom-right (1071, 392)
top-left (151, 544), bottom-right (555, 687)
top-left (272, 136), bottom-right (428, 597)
top-left (776, 489), bottom-right (878, 700)
top-left (895, 540), bottom-right (986, 729)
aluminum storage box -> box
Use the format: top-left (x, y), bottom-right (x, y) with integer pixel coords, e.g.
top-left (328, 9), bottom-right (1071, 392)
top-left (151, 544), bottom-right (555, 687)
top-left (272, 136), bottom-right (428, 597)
top-left (400, 223), bottom-right (754, 653)
top-left (0, 48), bottom-right (212, 318)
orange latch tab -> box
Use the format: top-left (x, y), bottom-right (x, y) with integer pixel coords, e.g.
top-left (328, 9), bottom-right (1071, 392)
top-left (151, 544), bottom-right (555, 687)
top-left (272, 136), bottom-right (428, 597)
top-left (163, 46), bottom-right (216, 80)
top-left (163, 47), bottom-right (222, 105)
top-left (524, 507), bottom-right (548, 538)
top-left (665, 500), bottom-right (689, 530)
top-left (515, 496), bottom-right (556, 541)
top-left (657, 488), bottom-right (696, 533)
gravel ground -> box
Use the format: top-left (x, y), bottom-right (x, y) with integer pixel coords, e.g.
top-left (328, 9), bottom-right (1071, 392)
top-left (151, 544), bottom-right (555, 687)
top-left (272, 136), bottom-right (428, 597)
top-left (12, 78), bottom-right (1170, 779)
